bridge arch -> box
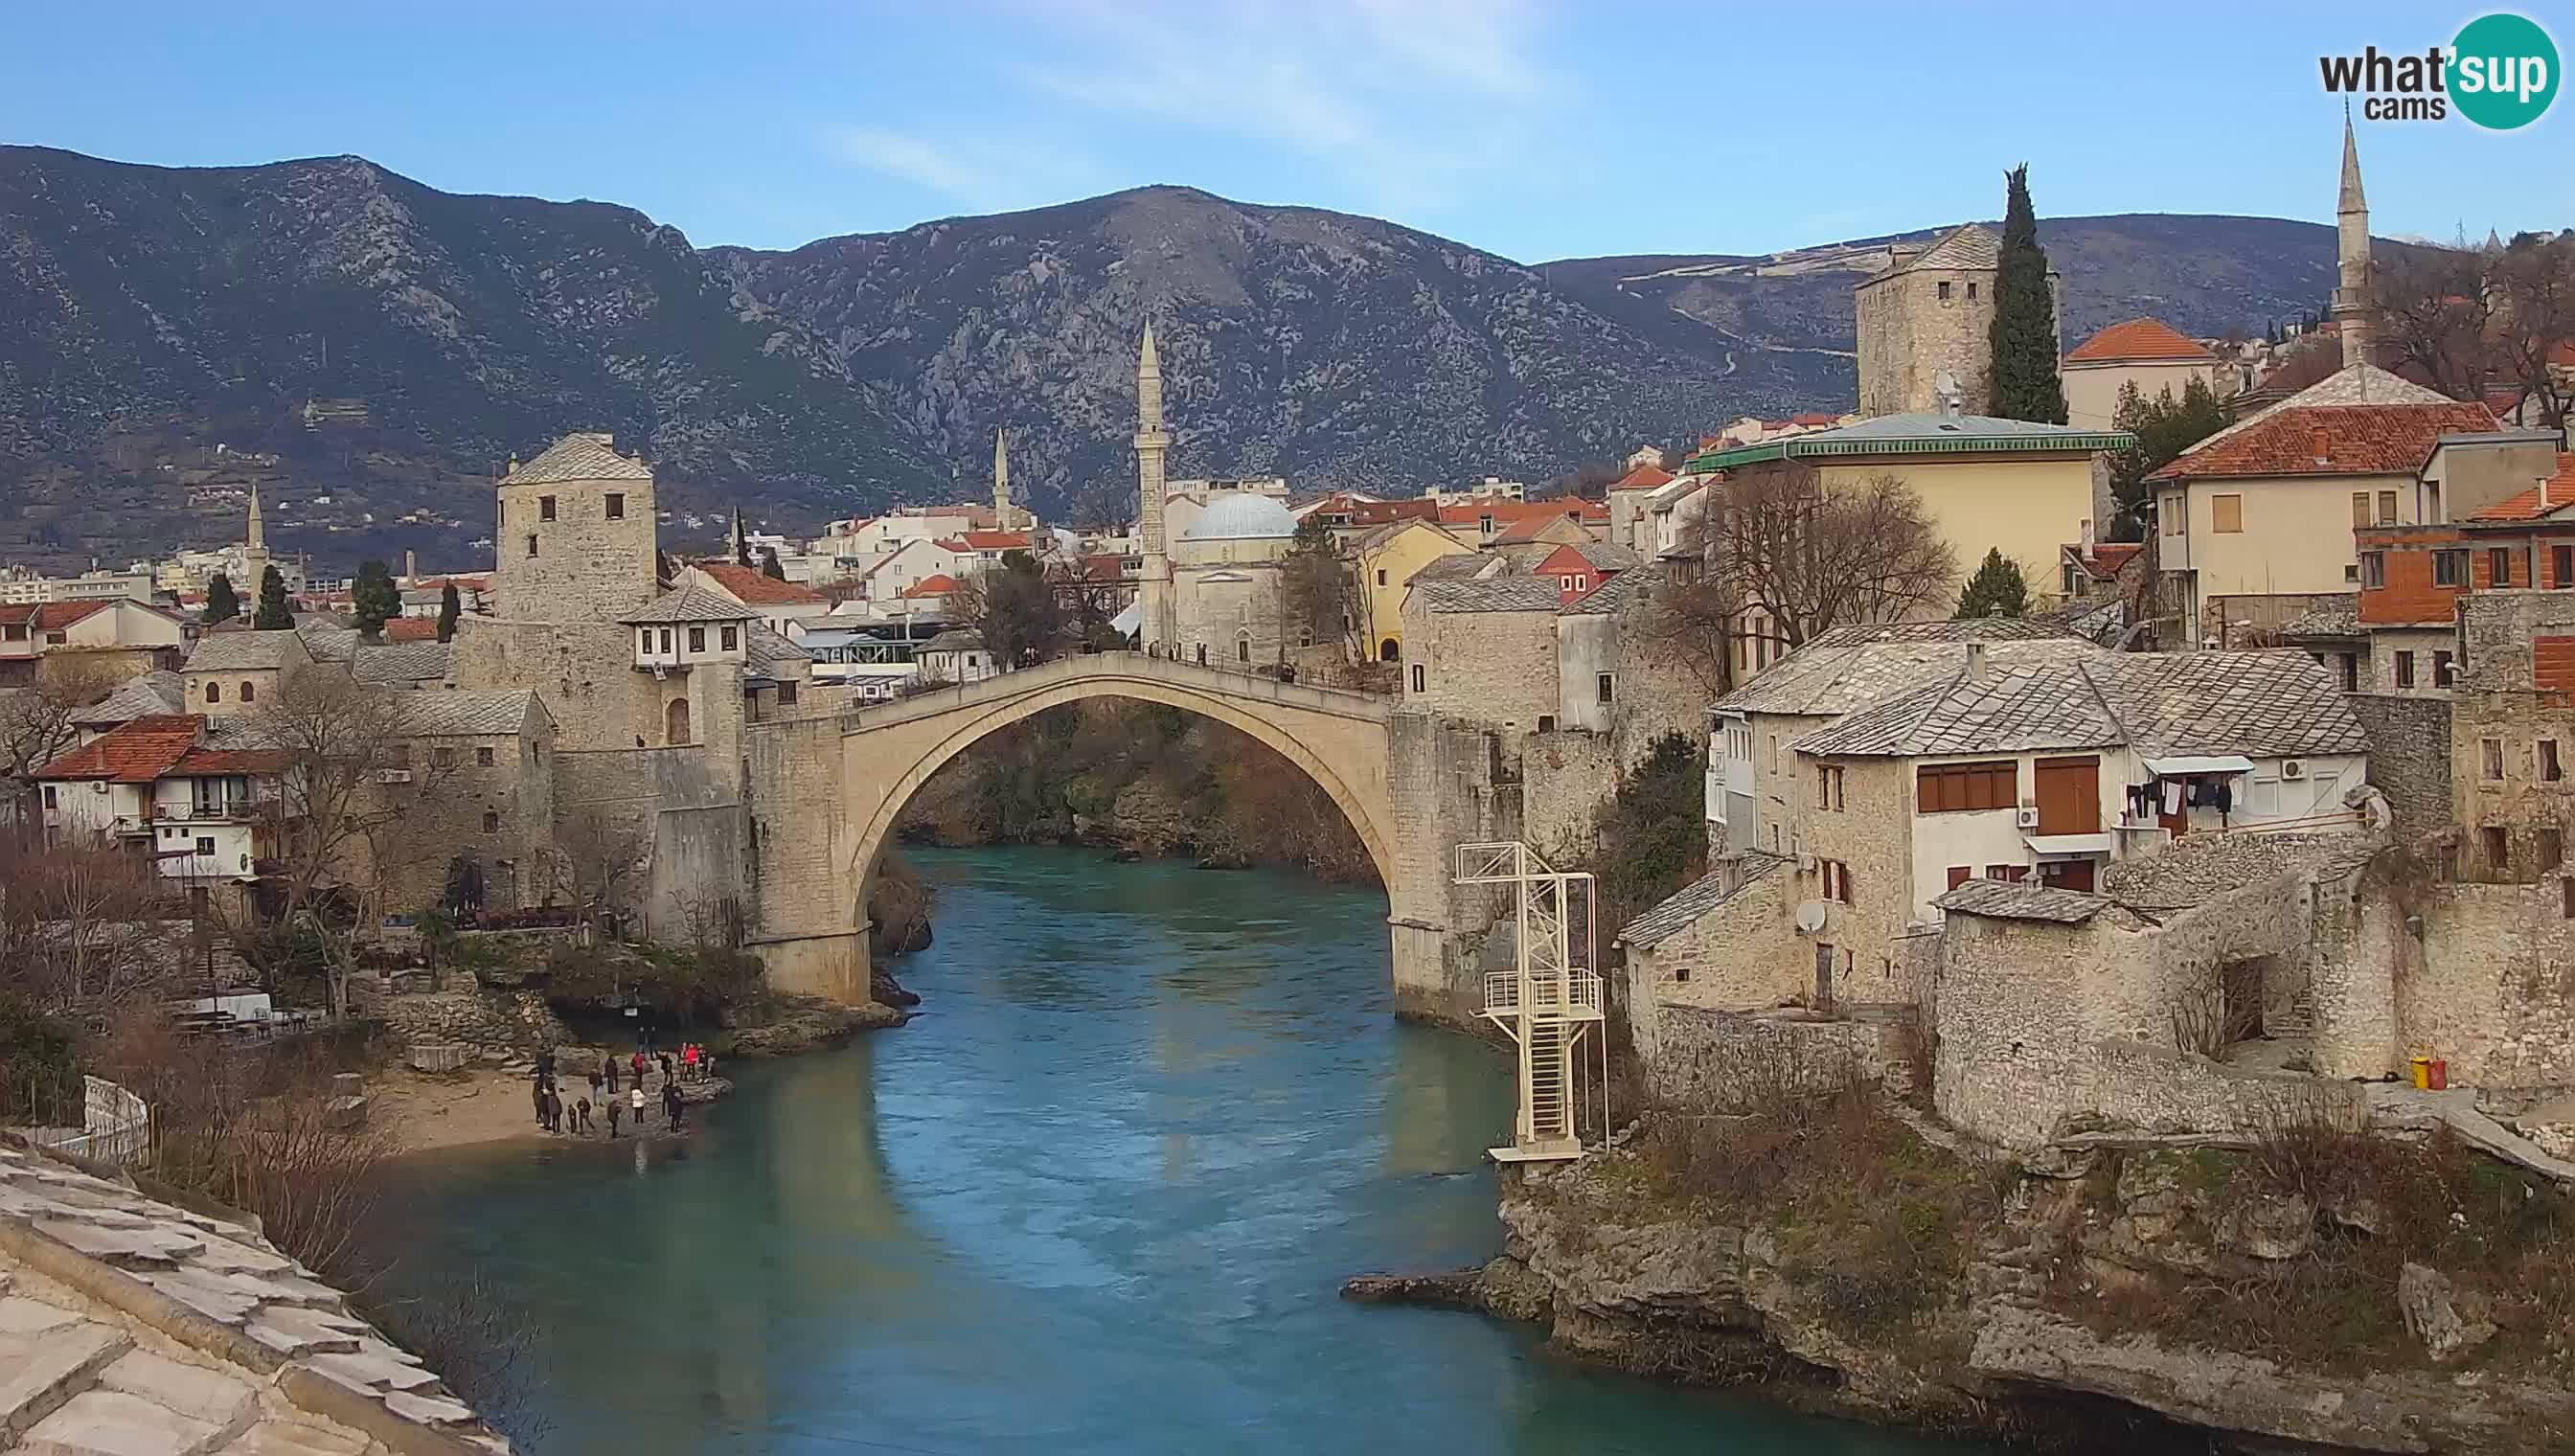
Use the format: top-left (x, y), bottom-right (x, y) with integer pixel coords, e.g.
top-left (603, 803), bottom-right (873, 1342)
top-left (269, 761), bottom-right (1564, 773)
top-left (832, 657), bottom-right (1403, 963)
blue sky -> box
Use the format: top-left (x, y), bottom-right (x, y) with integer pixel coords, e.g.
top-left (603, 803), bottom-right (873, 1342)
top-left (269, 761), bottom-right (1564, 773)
top-left (3, 1), bottom-right (2565, 262)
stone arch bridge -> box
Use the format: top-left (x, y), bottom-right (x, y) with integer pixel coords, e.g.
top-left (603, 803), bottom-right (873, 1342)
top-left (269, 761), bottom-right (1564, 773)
top-left (740, 653), bottom-right (1499, 1021)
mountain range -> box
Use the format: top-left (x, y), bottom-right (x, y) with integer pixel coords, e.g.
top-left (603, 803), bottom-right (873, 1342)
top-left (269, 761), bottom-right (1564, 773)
top-left (0, 145), bottom-right (2351, 571)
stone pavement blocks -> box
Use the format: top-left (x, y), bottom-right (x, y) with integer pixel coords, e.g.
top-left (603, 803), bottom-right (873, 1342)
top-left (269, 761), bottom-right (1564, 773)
top-left (33, 1219), bottom-right (205, 1268)
top-left (138, 1269), bottom-right (263, 1327)
top-left (97, 1350), bottom-right (259, 1430)
top-left (304, 1349), bottom-right (442, 1394)
top-left (20, 1388), bottom-right (225, 1456)
top-left (380, 1390), bottom-right (475, 1426)
top-left (0, 1294), bottom-right (86, 1336)
top-left (216, 1422), bottom-right (371, 1456)
top-left (0, 1320), bottom-right (132, 1445)
top-left (244, 1308), bottom-right (362, 1358)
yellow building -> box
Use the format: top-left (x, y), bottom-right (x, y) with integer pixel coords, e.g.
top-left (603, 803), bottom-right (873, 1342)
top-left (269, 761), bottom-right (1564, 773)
top-left (1683, 412), bottom-right (2132, 613)
top-left (1354, 518), bottom-right (1473, 662)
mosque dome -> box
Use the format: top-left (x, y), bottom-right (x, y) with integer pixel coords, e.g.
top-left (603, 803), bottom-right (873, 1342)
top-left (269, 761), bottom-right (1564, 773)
top-left (1183, 493), bottom-right (1298, 541)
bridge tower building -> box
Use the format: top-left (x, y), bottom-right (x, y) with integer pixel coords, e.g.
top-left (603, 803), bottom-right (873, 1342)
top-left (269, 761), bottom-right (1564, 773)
top-left (1135, 326), bottom-right (1174, 650)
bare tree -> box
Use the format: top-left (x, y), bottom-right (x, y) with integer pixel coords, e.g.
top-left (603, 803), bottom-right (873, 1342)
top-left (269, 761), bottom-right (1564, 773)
top-left (1692, 465), bottom-right (1958, 656)
top-left (2379, 246), bottom-right (2506, 401)
top-left (0, 667), bottom-right (118, 826)
top-left (547, 808), bottom-right (649, 939)
top-left (0, 839), bottom-right (180, 1019)
top-left (245, 671), bottom-right (454, 1018)
top-left (2491, 231), bottom-right (2575, 427)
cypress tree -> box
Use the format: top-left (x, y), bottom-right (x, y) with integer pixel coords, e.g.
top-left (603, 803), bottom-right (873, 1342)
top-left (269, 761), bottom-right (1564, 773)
top-left (1954, 548), bottom-right (2030, 619)
top-left (204, 572), bottom-right (239, 626)
top-left (252, 565), bottom-right (293, 630)
top-left (1988, 164), bottom-right (2068, 423)
top-left (436, 582), bottom-right (461, 642)
top-left (761, 547), bottom-right (787, 581)
top-left (353, 558), bottom-right (399, 638)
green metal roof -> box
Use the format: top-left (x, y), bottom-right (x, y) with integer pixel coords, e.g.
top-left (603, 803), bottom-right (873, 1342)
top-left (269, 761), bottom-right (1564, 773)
top-left (1684, 415), bottom-right (2134, 474)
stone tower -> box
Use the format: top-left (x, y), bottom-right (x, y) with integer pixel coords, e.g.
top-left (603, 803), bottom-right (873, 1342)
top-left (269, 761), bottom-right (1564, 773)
top-left (991, 428), bottom-right (1017, 532)
top-left (2332, 117), bottom-right (2377, 370)
top-left (492, 431), bottom-right (659, 622)
top-left (1134, 326), bottom-right (1174, 648)
top-left (1853, 224), bottom-right (2031, 417)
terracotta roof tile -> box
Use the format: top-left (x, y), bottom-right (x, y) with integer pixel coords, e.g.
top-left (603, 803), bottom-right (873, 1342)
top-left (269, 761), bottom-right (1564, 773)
top-left (2066, 318), bottom-right (2219, 365)
top-left (901, 574), bottom-right (960, 598)
top-left (34, 714), bottom-right (204, 783)
top-left (2467, 454), bottom-right (2575, 523)
top-left (1609, 464), bottom-right (1676, 491)
top-left (695, 561), bottom-right (829, 605)
top-left (2149, 402), bottom-right (2499, 482)
top-left (34, 601), bottom-right (110, 629)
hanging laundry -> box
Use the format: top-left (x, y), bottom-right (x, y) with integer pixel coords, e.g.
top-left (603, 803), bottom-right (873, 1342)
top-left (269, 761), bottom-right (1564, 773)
top-left (2161, 780), bottom-right (2184, 815)
top-left (2215, 781), bottom-right (2233, 814)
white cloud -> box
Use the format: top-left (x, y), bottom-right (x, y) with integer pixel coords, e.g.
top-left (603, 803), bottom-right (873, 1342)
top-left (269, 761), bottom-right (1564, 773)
top-left (819, 125), bottom-right (1111, 214)
top-left (823, 127), bottom-right (985, 195)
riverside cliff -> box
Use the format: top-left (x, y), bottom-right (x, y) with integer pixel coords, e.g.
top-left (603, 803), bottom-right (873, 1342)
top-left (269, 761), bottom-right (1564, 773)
top-left (1355, 1085), bottom-right (2575, 1453)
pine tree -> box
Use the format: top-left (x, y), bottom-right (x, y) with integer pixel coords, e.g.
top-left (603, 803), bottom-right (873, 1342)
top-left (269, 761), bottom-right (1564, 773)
top-left (1954, 548), bottom-right (2030, 619)
top-left (1987, 164), bottom-right (2068, 423)
top-left (436, 582), bottom-right (461, 643)
top-left (204, 572), bottom-right (239, 626)
top-left (760, 547), bottom-right (786, 581)
top-left (252, 565), bottom-right (293, 630)
top-left (353, 558), bottom-right (399, 638)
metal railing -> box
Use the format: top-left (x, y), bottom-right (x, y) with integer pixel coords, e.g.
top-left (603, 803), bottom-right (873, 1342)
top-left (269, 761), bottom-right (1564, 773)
top-left (1482, 969), bottom-right (1604, 1017)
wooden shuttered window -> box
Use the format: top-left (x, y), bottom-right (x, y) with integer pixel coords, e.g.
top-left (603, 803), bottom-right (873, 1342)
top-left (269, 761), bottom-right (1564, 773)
top-left (1917, 760), bottom-right (2017, 813)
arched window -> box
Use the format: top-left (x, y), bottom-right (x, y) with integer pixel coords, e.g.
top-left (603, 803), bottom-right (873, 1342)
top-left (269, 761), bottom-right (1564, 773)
top-left (665, 696), bottom-right (693, 747)
top-left (1379, 639), bottom-right (1400, 662)
top-left (239, 681), bottom-right (255, 703)
top-left (1236, 634), bottom-right (1251, 663)
top-left (205, 682), bottom-right (220, 704)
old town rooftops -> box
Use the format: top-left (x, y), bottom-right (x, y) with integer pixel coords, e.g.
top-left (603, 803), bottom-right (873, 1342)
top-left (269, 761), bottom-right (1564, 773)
top-left (1867, 222), bottom-right (2001, 279)
top-left (620, 585), bottom-right (760, 626)
top-left (694, 562), bottom-right (829, 606)
top-left (504, 431), bottom-right (652, 486)
top-left (387, 689), bottom-right (547, 738)
top-left (2147, 400), bottom-right (2500, 482)
top-left (2466, 453), bottom-right (2575, 523)
top-left (33, 715), bottom-right (205, 782)
top-left (1789, 649), bottom-right (2367, 761)
top-left (1712, 626), bottom-right (2094, 718)
top-left (1930, 878), bottom-right (2111, 923)
top-left (183, 630), bottom-right (313, 673)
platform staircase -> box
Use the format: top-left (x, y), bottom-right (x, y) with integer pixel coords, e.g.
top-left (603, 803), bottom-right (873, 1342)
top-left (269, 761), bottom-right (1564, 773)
top-left (1457, 841), bottom-right (1604, 1163)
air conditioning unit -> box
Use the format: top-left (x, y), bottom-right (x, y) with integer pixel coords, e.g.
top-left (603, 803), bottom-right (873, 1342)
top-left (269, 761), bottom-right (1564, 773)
top-left (2281, 759), bottom-right (2306, 780)
top-left (2016, 807), bottom-right (2040, 829)
top-left (1795, 852), bottom-right (1817, 873)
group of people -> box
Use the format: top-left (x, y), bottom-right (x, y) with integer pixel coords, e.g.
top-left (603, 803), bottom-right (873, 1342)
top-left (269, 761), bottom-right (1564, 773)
top-left (528, 1039), bottom-right (716, 1139)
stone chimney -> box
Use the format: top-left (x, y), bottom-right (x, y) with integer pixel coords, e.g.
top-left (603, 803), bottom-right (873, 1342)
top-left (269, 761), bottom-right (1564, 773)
top-left (2312, 426), bottom-right (2333, 465)
top-left (403, 549), bottom-right (417, 582)
top-left (1966, 641), bottom-right (1988, 682)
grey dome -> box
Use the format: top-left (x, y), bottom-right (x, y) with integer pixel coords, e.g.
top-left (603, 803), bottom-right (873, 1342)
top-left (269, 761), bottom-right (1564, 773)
top-left (1183, 493), bottom-right (1298, 541)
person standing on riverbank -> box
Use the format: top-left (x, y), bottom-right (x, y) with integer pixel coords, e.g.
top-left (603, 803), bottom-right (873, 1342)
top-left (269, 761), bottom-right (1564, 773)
top-left (663, 1080), bottom-right (685, 1131)
top-left (604, 1056), bottom-right (619, 1097)
top-left (630, 1083), bottom-right (646, 1130)
top-left (531, 1080), bottom-right (549, 1130)
top-left (605, 1095), bottom-right (623, 1137)
top-left (589, 1065), bottom-right (604, 1105)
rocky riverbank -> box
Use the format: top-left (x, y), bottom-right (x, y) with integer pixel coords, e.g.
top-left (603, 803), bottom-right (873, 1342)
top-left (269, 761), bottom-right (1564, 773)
top-left (1347, 1092), bottom-right (2575, 1453)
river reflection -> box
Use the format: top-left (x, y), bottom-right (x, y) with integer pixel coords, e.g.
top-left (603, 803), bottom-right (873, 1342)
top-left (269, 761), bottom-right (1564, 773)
top-left (376, 847), bottom-right (1994, 1456)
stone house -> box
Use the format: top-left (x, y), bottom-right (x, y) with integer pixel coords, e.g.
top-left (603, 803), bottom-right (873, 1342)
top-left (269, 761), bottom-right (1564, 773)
top-left (1854, 222), bottom-right (2058, 418)
top-left (32, 713), bottom-right (301, 920)
top-left (1401, 578), bottom-right (1562, 739)
top-left (369, 689), bottom-right (558, 916)
top-left (2061, 317), bottom-right (2229, 432)
top-left (179, 629), bottom-right (314, 716)
top-left (916, 629), bottom-right (995, 685)
top-left (1534, 540), bottom-right (1639, 606)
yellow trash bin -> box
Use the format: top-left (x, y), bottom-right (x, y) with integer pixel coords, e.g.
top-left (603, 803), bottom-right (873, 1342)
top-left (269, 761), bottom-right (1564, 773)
top-left (2408, 1056), bottom-right (2432, 1090)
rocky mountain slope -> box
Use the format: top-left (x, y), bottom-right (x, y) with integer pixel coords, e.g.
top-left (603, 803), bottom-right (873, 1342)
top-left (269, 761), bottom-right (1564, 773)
top-left (0, 147), bottom-right (2353, 568)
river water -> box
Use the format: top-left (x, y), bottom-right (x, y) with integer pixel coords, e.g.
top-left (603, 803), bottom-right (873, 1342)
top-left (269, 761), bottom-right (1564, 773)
top-left (378, 847), bottom-right (1992, 1455)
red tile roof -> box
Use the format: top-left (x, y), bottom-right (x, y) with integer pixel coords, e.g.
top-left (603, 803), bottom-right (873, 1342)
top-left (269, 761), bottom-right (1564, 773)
top-left (2468, 454), bottom-right (2575, 523)
top-left (1345, 499), bottom-right (1440, 524)
top-left (34, 602), bottom-right (111, 629)
top-left (382, 617), bottom-right (442, 643)
top-left (901, 574), bottom-right (959, 598)
top-left (955, 531), bottom-right (1035, 552)
top-left (1791, 412), bottom-right (1839, 427)
top-left (169, 747), bottom-right (293, 775)
top-left (695, 561), bottom-right (828, 605)
top-left (34, 715), bottom-right (204, 783)
top-left (2066, 318), bottom-right (2219, 365)
top-left (1609, 464), bottom-right (1675, 491)
top-left (2149, 401), bottom-right (2500, 482)
top-left (1437, 499), bottom-right (1607, 528)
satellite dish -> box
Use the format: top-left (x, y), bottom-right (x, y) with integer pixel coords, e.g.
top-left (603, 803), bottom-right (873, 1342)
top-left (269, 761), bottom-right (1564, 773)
top-left (1934, 368), bottom-right (1960, 398)
top-left (1794, 901), bottom-right (1829, 934)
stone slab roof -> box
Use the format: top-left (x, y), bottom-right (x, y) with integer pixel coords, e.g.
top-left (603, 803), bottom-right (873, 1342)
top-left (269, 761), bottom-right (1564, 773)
top-left (619, 586), bottom-right (759, 626)
top-left (744, 623), bottom-right (809, 672)
top-left (1616, 853), bottom-right (1786, 949)
top-left (1562, 563), bottom-right (1663, 615)
top-left (389, 689), bottom-right (542, 739)
top-left (352, 641), bottom-right (452, 687)
top-left (2101, 831), bottom-right (2381, 912)
top-left (1871, 222), bottom-right (2000, 278)
top-left (1414, 578), bottom-right (1565, 614)
top-left (1931, 878), bottom-right (2110, 923)
top-left (504, 431), bottom-right (650, 486)
top-left (2171, 363), bottom-right (2460, 458)
top-left (184, 631), bottom-right (312, 674)
top-left (72, 671), bottom-right (184, 729)
top-left (1792, 649), bottom-right (2368, 761)
top-left (0, 1139), bottom-right (511, 1453)
top-left (294, 625), bottom-right (362, 664)
top-left (1714, 632), bottom-right (2099, 717)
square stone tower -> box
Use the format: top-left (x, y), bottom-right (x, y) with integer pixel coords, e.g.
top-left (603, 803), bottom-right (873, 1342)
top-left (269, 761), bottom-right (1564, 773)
top-left (1854, 223), bottom-right (2059, 418)
top-left (493, 432), bottom-right (660, 623)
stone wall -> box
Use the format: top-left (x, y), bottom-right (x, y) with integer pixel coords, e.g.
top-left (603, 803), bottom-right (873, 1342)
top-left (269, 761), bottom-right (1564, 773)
top-left (553, 743), bottom-right (744, 944)
top-left (2406, 881), bottom-right (2575, 1087)
top-left (1625, 863), bottom-right (1806, 1070)
top-left (1385, 710), bottom-right (1527, 1024)
top-left (451, 618), bottom-right (669, 753)
top-left (2083, 1037), bottom-right (2369, 1137)
top-left (1401, 598), bottom-right (1560, 746)
top-left (1784, 753), bottom-right (1919, 1003)
top-left (1856, 263), bottom-right (1997, 417)
top-left (2348, 691), bottom-right (2454, 835)
top-left (1519, 730), bottom-right (1623, 860)
top-left (743, 711), bottom-right (866, 1002)
top-left (492, 459), bottom-right (659, 623)
top-left (373, 720), bottom-right (558, 917)
top-left (1640, 1004), bottom-right (1914, 1107)
top-left (370, 987), bottom-right (569, 1060)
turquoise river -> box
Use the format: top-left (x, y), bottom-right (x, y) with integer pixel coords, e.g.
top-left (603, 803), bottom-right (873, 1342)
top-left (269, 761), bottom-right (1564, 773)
top-left (377, 847), bottom-right (1996, 1455)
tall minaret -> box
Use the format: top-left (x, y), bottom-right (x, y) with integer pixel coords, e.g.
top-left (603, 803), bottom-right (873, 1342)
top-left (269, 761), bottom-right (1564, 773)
top-left (2332, 115), bottom-right (2376, 370)
top-left (1134, 324), bottom-right (1174, 649)
top-left (991, 428), bottom-right (1015, 532)
top-left (241, 481), bottom-right (271, 596)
